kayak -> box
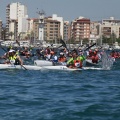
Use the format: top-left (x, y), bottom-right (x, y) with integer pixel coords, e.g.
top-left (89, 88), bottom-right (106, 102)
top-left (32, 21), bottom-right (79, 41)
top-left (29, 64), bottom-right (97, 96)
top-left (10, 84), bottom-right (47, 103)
top-left (83, 67), bottom-right (104, 70)
top-left (34, 60), bottom-right (53, 66)
top-left (42, 66), bottom-right (82, 71)
top-left (85, 59), bottom-right (100, 66)
top-left (34, 60), bottom-right (66, 66)
top-left (42, 66), bottom-right (104, 71)
top-left (0, 64), bottom-right (42, 70)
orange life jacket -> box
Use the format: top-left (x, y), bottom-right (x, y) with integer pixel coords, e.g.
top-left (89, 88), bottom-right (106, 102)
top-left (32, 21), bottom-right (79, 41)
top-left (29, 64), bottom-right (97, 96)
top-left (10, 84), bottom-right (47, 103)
top-left (73, 60), bottom-right (82, 68)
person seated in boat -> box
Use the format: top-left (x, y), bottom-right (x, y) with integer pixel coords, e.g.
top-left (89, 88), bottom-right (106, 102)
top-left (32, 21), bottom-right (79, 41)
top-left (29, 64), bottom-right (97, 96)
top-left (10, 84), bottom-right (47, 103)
top-left (44, 48), bottom-right (51, 60)
top-left (66, 50), bottom-right (85, 68)
top-left (58, 52), bottom-right (67, 63)
top-left (91, 50), bottom-right (99, 63)
top-left (5, 49), bottom-right (23, 65)
top-left (50, 52), bottom-right (58, 65)
top-left (87, 49), bottom-right (93, 59)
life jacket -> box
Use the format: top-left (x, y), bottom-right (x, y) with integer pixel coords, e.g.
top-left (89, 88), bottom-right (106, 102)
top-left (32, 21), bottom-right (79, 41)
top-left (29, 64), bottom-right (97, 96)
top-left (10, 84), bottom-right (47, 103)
top-left (9, 55), bottom-right (20, 65)
top-left (73, 59), bottom-right (82, 68)
top-left (58, 57), bottom-right (66, 62)
top-left (9, 56), bottom-right (16, 61)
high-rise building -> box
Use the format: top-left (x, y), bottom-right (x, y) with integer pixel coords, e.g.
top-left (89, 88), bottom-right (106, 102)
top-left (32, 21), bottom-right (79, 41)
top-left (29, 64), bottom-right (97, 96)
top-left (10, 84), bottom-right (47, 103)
top-left (71, 16), bottom-right (90, 41)
top-left (6, 4), bottom-right (10, 40)
top-left (27, 18), bottom-right (39, 40)
top-left (6, 2), bottom-right (28, 40)
top-left (52, 14), bottom-right (64, 39)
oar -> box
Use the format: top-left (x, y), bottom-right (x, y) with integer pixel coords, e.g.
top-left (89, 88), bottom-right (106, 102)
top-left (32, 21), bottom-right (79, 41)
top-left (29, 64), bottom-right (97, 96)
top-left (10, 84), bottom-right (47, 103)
top-left (16, 39), bottom-right (20, 46)
top-left (84, 43), bottom-right (96, 51)
top-left (21, 64), bottom-right (27, 70)
top-left (60, 39), bottom-right (69, 51)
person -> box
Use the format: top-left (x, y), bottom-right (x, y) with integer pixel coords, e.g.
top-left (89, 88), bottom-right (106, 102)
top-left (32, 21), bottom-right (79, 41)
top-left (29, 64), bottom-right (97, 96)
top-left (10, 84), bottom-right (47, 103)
top-left (66, 50), bottom-right (85, 68)
top-left (50, 51), bottom-right (58, 64)
top-left (45, 47), bottom-right (51, 60)
top-left (5, 49), bottom-right (23, 65)
top-left (58, 52), bottom-right (67, 63)
top-left (91, 49), bottom-right (99, 63)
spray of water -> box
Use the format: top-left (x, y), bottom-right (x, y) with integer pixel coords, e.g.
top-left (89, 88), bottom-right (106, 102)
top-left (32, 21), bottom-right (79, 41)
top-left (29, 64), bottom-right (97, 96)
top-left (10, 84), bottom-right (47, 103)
top-left (101, 52), bottom-right (114, 70)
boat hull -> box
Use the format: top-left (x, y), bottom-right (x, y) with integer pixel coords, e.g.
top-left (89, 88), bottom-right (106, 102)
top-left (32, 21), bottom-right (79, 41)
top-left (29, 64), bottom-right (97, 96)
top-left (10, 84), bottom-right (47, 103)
top-left (42, 66), bottom-right (82, 71)
top-left (85, 59), bottom-right (100, 66)
top-left (0, 64), bottom-right (42, 70)
top-left (34, 60), bottom-right (53, 66)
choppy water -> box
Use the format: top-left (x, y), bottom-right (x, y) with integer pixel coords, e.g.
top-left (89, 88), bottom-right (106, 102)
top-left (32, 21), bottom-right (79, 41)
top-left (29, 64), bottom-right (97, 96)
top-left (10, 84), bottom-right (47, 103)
top-left (0, 48), bottom-right (120, 120)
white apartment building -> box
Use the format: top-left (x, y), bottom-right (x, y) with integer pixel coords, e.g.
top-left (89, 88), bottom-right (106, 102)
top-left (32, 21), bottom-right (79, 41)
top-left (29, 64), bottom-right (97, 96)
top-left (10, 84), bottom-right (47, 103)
top-left (52, 14), bottom-right (64, 39)
top-left (6, 2), bottom-right (28, 40)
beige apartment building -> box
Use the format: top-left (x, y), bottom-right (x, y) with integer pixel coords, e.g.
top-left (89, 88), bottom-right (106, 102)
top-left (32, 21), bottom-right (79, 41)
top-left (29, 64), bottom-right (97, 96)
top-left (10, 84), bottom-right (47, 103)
top-left (99, 17), bottom-right (120, 38)
top-left (90, 21), bottom-right (99, 36)
top-left (71, 16), bottom-right (90, 41)
top-left (28, 17), bottom-right (61, 42)
top-left (44, 17), bottom-right (60, 42)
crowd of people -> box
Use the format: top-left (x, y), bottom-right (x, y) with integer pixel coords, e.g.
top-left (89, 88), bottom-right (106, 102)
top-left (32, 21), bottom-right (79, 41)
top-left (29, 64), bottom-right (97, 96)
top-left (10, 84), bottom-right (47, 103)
top-left (0, 44), bottom-right (108, 69)
top-left (110, 51), bottom-right (120, 59)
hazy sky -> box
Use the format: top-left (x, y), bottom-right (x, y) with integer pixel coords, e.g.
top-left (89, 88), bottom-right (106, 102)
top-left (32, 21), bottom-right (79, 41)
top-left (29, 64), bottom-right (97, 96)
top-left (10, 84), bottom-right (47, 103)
top-left (0, 0), bottom-right (120, 23)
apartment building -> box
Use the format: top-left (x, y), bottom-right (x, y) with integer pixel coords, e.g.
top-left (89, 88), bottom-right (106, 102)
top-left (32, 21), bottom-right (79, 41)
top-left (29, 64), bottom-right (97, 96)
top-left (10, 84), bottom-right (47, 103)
top-left (6, 4), bottom-right (10, 39)
top-left (44, 17), bottom-right (60, 42)
top-left (63, 21), bottom-right (71, 41)
top-left (6, 2), bottom-right (28, 40)
top-left (99, 17), bottom-right (120, 38)
top-left (90, 21), bottom-right (99, 35)
top-left (52, 14), bottom-right (64, 39)
top-left (90, 21), bottom-right (100, 43)
top-left (71, 16), bottom-right (90, 41)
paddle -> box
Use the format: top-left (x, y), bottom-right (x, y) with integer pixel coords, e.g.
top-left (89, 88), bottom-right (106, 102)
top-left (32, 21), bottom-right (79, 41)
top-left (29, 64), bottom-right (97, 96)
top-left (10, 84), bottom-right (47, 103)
top-left (84, 43), bottom-right (96, 51)
top-left (16, 39), bottom-right (20, 46)
top-left (60, 39), bottom-right (69, 51)
top-left (21, 64), bottom-right (27, 70)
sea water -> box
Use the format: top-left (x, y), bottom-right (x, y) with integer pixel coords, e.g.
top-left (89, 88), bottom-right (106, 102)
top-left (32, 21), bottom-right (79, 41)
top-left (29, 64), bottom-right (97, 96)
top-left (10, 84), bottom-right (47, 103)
top-left (0, 48), bottom-right (120, 120)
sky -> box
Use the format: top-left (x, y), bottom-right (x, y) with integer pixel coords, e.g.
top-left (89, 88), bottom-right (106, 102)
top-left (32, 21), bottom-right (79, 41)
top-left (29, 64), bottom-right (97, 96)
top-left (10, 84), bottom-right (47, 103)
top-left (0, 0), bottom-right (120, 23)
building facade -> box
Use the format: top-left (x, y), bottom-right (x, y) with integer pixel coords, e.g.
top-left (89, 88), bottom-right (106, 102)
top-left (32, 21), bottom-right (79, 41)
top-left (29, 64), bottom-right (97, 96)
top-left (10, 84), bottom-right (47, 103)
top-left (6, 2), bottom-right (28, 40)
top-left (71, 16), bottom-right (90, 41)
top-left (63, 21), bottom-right (71, 41)
top-left (90, 21), bottom-right (99, 43)
top-left (52, 14), bottom-right (64, 39)
top-left (99, 17), bottom-right (120, 38)
top-left (44, 17), bottom-right (61, 42)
